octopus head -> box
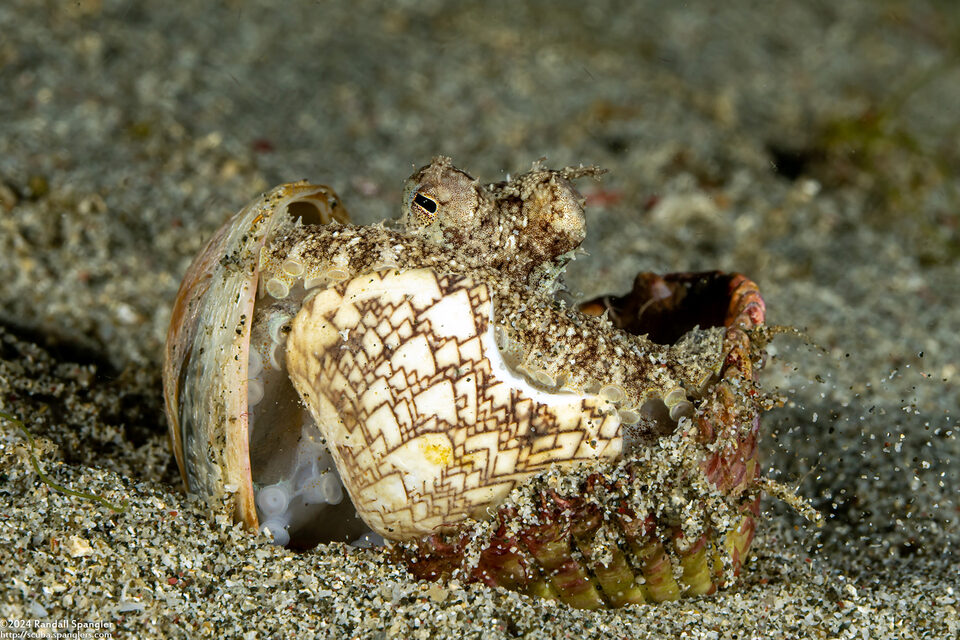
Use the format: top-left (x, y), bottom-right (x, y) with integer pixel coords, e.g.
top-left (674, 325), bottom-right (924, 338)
top-left (402, 156), bottom-right (604, 281)
top-left (401, 156), bottom-right (488, 233)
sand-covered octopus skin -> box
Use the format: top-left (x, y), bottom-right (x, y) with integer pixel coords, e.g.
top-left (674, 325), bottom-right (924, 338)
top-left (163, 156), bottom-right (769, 606)
top-left (400, 156), bottom-right (601, 284)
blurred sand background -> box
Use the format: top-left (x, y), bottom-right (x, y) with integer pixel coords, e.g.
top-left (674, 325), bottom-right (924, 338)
top-left (0, 1), bottom-right (957, 637)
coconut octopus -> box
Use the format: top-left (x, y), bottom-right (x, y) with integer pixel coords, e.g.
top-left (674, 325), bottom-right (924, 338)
top-left (163, 157), bottom-right (768, 609)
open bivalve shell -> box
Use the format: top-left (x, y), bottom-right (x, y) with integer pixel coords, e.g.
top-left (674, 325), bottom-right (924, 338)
top-left (163, 157), bottom-right (769, 607)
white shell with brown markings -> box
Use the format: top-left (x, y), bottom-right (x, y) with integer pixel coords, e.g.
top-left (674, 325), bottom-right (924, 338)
top-left (286, 267), bottom-right (621, 539)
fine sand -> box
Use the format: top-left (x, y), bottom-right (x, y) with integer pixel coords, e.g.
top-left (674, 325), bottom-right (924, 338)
top-left (0, 1), bottom-right (957, 638)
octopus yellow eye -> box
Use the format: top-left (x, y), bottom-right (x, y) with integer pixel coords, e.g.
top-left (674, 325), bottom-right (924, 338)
top-left (412, 192), bottom-right (438, 218)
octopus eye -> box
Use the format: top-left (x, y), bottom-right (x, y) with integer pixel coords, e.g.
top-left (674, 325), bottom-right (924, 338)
top-left (412, 192), bottom-right (438, 218)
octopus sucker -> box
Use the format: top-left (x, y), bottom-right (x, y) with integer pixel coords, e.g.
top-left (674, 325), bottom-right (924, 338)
top-left (164, 156), bottom-right (769, 605)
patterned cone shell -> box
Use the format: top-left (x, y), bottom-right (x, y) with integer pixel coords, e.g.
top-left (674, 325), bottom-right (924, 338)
top-left (286, 267), bottom-right (623, 540)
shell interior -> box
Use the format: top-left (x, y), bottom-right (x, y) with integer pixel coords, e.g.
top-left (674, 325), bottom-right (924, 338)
top-left (246, 279), bottom-right (374, 548)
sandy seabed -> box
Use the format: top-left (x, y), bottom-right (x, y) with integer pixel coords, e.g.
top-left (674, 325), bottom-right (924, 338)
top-left (0, 1), bottom-right (957, 638)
